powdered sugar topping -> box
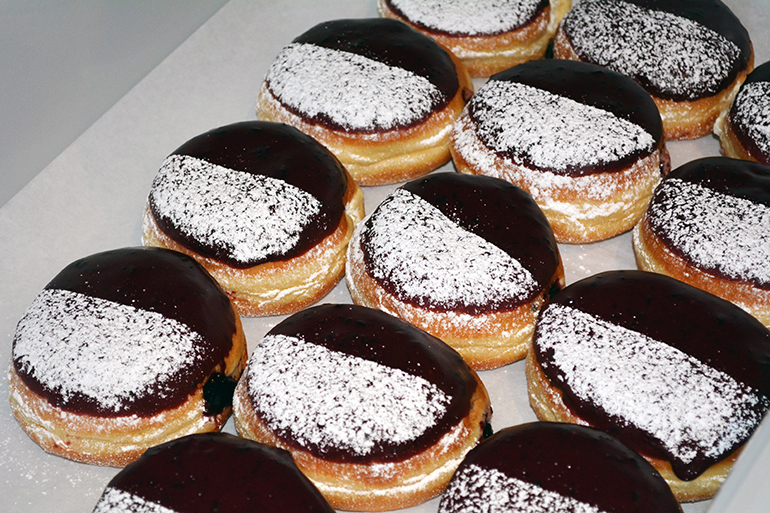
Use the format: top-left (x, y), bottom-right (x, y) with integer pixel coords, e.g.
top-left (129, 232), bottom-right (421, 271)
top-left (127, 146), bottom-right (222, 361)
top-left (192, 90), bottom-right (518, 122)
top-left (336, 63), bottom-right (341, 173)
top-left (93, 488), bottom-right (177, 513)
top-left (536, 303), bottom-right (768, 465)
top-left (731, 81), bottom-right (770, 157)
top-left (150, 154), bottom-right (321, 265)
top-left (468, 80), bottom-right (655, 172)
top-left (387, 0), bottom-right (544, 36)
top-left (440, 464), bottom-right (604, 513)
top-left (646, 178), bottom-right (770, 287)
top-left (265, 42), bottom-right (443, 131)
top-left (13, 289), bottom-right (204, 414)
top-left (246, 333), bottom-right (450, 457)
top-left (361, 188), bottom-right (538, 311)
top-left (562, 0), bottom-right (742, 99)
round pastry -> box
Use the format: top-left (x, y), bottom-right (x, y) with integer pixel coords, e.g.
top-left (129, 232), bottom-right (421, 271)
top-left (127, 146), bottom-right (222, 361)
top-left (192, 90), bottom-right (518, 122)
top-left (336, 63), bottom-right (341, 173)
top-left (451, 59), bottom-right (669, 243)
top-left (633, 157), bottom-right (770, 328)
top-left (716, 60), bottom-right (770, 164)
top-left (92, 433), bottom-right (335, 513)
top-left (256, 18), bottom-right (474, 186)
top-left (440, 422), bottom-right (681, 513)
top-left (526, 270), bottom-right (770, 502)
top-left (232, 303), bottom-right (492, 511)
top-left (8, 247), bottom-right (247, 467)
top-left (554, 0), bottom-right (754, 141)
top-left (142, 120), bottom-right (364, 317)
top-left (346, 172), bottom-right (564, 370)
top-left (377, 0), bottom-right (572, 78)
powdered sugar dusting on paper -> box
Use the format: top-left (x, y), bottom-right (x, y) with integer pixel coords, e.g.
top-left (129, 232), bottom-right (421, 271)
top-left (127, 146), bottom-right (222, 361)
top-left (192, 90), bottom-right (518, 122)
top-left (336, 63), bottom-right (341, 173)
top-left (646, 178), bottom-right (770, 287)
top-left (468, 80), bottom-right (654, 172)
top-left (93, 488), bottom-right (177, 513)
top-left (265, 42), bottom-right (443, 131)
top-left (388, 0), bottom-right (543, 36)
top-left (562, 0), bottom-right (741, 98)
top-left (12, 289), bottom-right (203, 414)
top-left (361, 188), bottom-right (538, 311)
top-left (536, 303), bottom-right (768, 464)
top-left (150, 154), bottom-right (321, 265)
top-left (246, 334), bottom-right (450, 457)
top-left (731, 81), bottom-right (770, 158)
top-left (440, 464), bottom-right (603, 513)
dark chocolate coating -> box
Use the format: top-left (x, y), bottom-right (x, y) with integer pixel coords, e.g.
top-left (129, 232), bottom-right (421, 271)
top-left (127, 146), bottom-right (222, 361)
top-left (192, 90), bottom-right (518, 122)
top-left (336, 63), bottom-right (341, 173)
top-left (563, 0), bottom-right (752, 101)
top-left (361, 173), bottom-right (562, 313)
top-left (150, 120), bottom-right (348, 268)
top-left (475, 59), bottom-right (663, 175)
top-left (278, 18), bottom-right (460, 132)
top-left (383, 0), bottom-right (548, 37)
top-left (730, 61), bottom-right (770, 164)
top-left (252, 303), bottom-right (481, 463)
top-left (534, 270), bottom-right (770, 479)
top-left (441, 422), bottom-right (680, 513)
top-left (13, 247), bottom-right (237, 417)
top-left (95, 433), bottom-right (335, 513)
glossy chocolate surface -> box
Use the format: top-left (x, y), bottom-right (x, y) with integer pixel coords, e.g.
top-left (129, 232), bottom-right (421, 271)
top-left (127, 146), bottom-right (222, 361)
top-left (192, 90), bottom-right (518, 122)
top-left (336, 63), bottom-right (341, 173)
top-left (361, 173), bottom-right (561, 313)
top-left (475, 59), bottom-right (663, 175)
top-left (150, 121), bottom-right (348, 267)
top-left (254, 303), bottom-right (480, 462)
top-left (534, 270), bottom-right (770, 478)
top-left (441, 422), bottom-right (680, 513)
top-left (97, 433), bottom-right (335, 513)
top-left (13, 247), bottom-right (237, 417)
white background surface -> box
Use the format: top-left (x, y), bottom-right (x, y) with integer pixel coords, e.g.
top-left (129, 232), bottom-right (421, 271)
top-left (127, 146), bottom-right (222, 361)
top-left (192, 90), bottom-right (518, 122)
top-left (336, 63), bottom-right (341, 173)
top-left (0, 1), bottom-right (768, 512)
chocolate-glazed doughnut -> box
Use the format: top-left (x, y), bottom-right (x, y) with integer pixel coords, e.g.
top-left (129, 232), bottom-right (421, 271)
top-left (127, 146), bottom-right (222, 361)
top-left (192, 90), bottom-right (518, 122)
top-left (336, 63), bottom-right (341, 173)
top-left (378, 0), bottom-right (571, 78)
top-left (451, 59), bottom-right (669, 243)
top-left (554, 0), bottom-right (754, 140)
top-left (257, 18), bottom-right (473, 186)
top-left (142, 120), bottom-right (364, 317)
top-left (716, 60), bottom-right (770, 164)
top-left (92, 433), bottom-right (335, 513)
top-left (526, 270), bottom-right (770, 501)
top-left (633, 157), bottom-right (770, 328)
top-left (7, 247), bottom-right (247, 467)
top-left (346, 172), bottom-right (564, 370)
top-left (232, 303), bottom-right (492, 511)
top-left (440, 422), bottom-right (681, 513)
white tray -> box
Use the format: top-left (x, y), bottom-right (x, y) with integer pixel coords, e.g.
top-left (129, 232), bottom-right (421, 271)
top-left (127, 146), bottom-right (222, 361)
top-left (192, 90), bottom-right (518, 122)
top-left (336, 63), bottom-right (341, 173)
top-left (0, 1), bottom-right (767, 511)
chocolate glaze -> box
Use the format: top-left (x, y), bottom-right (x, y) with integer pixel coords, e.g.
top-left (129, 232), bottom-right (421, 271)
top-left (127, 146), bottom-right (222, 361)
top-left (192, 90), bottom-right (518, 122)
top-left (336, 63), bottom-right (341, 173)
top-left (476, 59), bottom-right (663, 176)
top-left (534, 270), bottom-right (770, 479)
top-left (731, 61), bottom-right (770, 164)
top-left (361, 173), bottom-right (561, 313)
top-left (255, 303), bottom-right (481, 463)
top-left (96, 433), bottom-right (335, 513)
top-left (648, 157), bottom-right (770, 288)
top-left (279, 18), bottom-right (460, 132)
top-left (150, 121), bottom-right (348, 268)
top-left (384, 0), bottom-right (549, 37)
top-left (13, 247), bottom-right (237, 417)
top-left (441, 422), bottom-right (680, 513)
top-left (565, 0), bottom-right (752, 101)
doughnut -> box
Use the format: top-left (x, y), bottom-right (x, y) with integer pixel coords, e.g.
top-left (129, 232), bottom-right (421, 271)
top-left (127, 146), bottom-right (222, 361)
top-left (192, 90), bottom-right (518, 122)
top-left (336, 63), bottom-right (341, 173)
top-left (716, 60), bottom-right (770, 164)
top-left (554, 0), bottom-right (754, 141)
top-left (142, 120), bottom-right (364, 317)
top-left (92, 433), bottom-right (335, 513)
top-left (377, 0), bottom-right (572, 78)
top-left (440, 422), bottom-right (681, 513)
top-left (7, 247), bottom-right (247, 467)
top-left (451, 59), bottom-right (670, 244)
top-left (346, 172), bottom-right (564, 370)
top-left (232, 303), bottom-right (492, 511)
top-left (256, 18), bottom-right (474, 186)
top-left (633, 157), bottom-right (770, 328)
top-left (526, 270), bottom-right (770, 501)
